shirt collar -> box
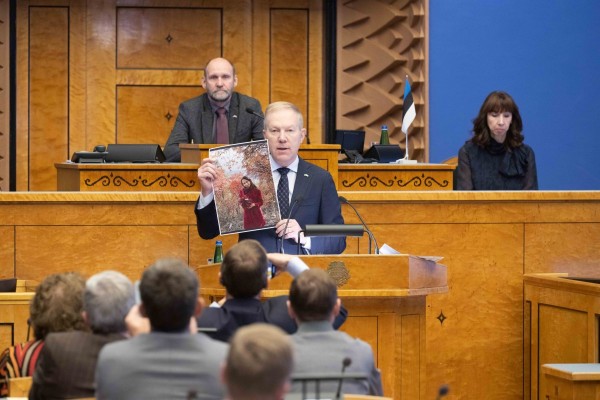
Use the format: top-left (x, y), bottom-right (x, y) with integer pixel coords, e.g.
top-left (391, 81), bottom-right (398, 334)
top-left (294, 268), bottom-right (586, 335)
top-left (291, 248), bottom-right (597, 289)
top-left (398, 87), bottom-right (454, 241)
top-left (296, 320), bottom-right (334, 333)
top-left (269, 154), bottom-right (299, 174)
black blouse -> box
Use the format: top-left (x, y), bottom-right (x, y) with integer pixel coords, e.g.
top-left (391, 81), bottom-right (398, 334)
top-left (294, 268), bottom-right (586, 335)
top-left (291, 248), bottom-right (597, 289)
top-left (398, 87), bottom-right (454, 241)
top-left (455, 140), bottom-right (538, 190)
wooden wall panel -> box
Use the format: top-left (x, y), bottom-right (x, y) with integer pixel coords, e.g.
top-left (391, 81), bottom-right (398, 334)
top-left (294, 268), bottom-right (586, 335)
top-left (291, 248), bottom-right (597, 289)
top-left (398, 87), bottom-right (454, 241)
top-left (116, 86), bottom-right (200, 145)
top-left (116, 7), bottom-right (222, 69)
top-left (0, 0), bottom-right (9, 192)
top-left (252, 0), bottom-right (322, 140)
top-left (0, 226), bottom-right (15, 279)
top-left (538, 304), bottom-right (588, 396)
top-left (29, 7), bottom-right (69, 190)
top-left (270, 9), bottom-right (309, 119)
top-left (525, 223), bottom-right (600, 275)
top-left (15, 225), bottom-right (189, 281)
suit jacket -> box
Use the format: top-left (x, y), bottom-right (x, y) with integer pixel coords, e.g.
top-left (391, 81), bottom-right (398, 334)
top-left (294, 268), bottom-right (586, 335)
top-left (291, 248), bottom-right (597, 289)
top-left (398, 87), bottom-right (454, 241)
top-left (164, 92), bottom-right (264, 162)
top-left (95, 331), bottom-right (228, 400)
top-left (290, 321), bottom-right (383, 396)
top-left (197, 296), bottom-right (348, 342)
top-left (29, 330), bottom-right (125, 400)
top-left (195, 158), bottom-right (346, 254)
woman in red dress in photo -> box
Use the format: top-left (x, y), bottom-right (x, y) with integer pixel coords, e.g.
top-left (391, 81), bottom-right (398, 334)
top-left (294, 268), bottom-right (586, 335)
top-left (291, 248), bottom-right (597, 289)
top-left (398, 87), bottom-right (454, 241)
top-left (239, 176), bottom-right (266, 230)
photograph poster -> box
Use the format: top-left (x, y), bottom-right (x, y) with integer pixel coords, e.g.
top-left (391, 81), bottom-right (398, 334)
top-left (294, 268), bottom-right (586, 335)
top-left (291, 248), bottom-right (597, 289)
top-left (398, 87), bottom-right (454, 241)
top-left (209, 139), bottom-right (280, 235)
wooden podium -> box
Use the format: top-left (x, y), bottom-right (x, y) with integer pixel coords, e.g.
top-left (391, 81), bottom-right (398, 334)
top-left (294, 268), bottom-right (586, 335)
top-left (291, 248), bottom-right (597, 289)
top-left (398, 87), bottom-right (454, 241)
top-left (195, 254), bottom-right (448, 399)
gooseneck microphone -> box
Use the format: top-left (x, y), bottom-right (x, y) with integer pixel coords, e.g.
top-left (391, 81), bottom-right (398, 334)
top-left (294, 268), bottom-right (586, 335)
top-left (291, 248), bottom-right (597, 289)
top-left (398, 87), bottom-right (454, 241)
top-left (335, 357), bottom-right (352, 400)
top-left (279, 196), bottom-right (303, 254)
top-left (338, 196), bottom-right (380, 254)
top-left (245, 107), bottom-right (264, 120)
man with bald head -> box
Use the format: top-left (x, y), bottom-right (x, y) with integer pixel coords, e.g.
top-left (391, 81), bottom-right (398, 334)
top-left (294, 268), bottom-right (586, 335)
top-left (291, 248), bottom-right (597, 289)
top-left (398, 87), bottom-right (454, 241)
top-left (164, 57), bottom-right (264, 161)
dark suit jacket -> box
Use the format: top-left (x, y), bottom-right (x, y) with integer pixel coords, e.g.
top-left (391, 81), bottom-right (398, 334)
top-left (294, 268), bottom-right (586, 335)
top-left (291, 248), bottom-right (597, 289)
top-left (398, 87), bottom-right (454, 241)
top-left (195, 158), bottom-right (346, 254)
top-left (29, 330), bottom-right (125, 400)
top-left (164, 92), bottom-right (264, 162)
top-left (197, 296), bottom-right (348, 342)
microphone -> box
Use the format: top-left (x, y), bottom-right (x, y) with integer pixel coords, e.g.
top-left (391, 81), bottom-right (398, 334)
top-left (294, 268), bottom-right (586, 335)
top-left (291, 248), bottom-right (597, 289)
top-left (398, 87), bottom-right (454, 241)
top-left (338, 196), bottom-right (380, 254)
top-left (335, 357), bottom-right (352, 400)
top-left (245, 107), bottom-right (264, 120)
top-left (436, 384), bottom-right (449, 400)
top-left (279, 196), bottom-right (303, 254)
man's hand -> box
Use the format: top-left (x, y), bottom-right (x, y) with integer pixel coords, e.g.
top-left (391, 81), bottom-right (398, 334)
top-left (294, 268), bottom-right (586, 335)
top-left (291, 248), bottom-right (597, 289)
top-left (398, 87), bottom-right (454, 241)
top-left (275, 218), bottom-right (306, 245)
top-left (267, 253), bottom-right (294, 276)
top-left (197, 158), bottom-right (218, 197)
top-left (125, 304), bottom-right (150, 337)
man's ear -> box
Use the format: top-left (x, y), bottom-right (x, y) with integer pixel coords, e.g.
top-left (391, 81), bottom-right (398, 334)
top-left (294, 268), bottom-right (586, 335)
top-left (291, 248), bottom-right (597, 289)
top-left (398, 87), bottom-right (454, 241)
top-left (220, 361), bottom-right (227, 387)
top-left (233, 74), bottom-right (238, 88)
top-left (139, 303), bottom-right (148, 318)
top-left (201, 75), bottom-right (207, 90)
top-left (194, 296), bottom-right (205, 317)
top-left (81, 311), bottom-right (89, 325)
top-left (333, 298), bottom-right (341, 317)
top-left (287, 300), bottom-right (296, 320)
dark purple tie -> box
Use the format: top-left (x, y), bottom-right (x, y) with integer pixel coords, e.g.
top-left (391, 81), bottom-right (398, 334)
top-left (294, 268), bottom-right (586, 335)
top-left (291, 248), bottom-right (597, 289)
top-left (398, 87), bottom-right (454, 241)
top-left (216, 107), bottom-right (228, 144)
top-left (277, 168), bottom-right (290, 218)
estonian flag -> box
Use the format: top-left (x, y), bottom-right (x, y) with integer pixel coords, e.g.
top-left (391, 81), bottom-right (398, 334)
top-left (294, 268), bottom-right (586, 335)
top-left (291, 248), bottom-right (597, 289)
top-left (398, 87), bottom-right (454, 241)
top-left (401, 77), bottom-right (416, 134)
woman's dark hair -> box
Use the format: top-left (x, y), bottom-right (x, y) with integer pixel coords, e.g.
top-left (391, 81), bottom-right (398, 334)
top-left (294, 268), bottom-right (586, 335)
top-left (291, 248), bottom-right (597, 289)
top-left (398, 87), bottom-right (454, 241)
top-left (29, 272), bottom-right (87, 340)
top-left (471, 91), bottom-right (524, 149)
top-left (241, 176), bottom-right (256, 191)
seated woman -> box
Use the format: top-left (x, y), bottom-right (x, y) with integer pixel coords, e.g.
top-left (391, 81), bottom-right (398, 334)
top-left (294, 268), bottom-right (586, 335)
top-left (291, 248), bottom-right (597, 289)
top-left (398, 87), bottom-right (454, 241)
top-left (455, 91), bottom-right (538, 190)
top-left (239, 176), bottom-right (266, 230)
top-left (0, 272), bottom-right (86, 396)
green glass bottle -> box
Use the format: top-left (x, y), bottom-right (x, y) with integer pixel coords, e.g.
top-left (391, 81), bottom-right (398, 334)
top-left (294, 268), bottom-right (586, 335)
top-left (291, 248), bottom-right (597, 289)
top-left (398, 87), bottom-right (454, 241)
top-left (379, 125), bottom-right (390, 145)
top-left (213, 240), bottom-right (223, 263)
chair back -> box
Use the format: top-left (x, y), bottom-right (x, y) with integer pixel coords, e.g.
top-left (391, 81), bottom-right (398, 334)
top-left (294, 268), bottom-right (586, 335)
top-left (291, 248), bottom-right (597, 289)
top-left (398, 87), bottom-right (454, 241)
top-left (8, 376), bottom-right (32, 397)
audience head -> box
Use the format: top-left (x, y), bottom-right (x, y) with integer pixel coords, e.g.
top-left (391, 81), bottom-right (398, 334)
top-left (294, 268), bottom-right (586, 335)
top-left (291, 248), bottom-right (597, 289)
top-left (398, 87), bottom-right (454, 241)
top-left (140, 258), bottom-right (200, 333)
top-left (472, 90), bottom-right (524, 149)
top-left (202, 57), bottom-right (238, 104)
top-left (223, 323), bottom-right (293, 400)
top-left (84, 270), bottom-right (135, 334)
top-left (220, 239), bottom-right (268, 298)
top-left (288, 269), bottom-right (340, 323)
top-left (263, 101), bottom-right (307, 167)
top-left (29, 272), bottom-right (87, 340)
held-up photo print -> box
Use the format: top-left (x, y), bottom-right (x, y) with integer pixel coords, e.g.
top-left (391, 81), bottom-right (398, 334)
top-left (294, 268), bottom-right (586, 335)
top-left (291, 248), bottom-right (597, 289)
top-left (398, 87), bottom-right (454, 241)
top-left (210, 140), bottom-right (280, 235)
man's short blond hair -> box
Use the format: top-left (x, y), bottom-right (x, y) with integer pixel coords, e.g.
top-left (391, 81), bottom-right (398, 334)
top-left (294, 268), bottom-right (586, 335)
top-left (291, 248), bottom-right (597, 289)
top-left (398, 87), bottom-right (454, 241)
top-left (224, 323), bottom-right (293, 400)
top-left (264, 101), bottom-right (304, 129)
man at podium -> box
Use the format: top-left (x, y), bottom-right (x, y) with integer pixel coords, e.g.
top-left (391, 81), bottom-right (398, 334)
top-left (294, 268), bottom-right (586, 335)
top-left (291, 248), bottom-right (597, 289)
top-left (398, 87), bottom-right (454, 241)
top-left (195, 101), bottom-right (345, 254)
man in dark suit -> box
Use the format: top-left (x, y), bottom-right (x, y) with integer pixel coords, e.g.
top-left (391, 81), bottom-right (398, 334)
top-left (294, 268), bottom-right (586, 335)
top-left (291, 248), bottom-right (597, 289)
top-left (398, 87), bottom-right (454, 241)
top-left (195, 101), bottom-right (346, 254)
top-left (95, 259), bottom-right (228, 400)
top-left (164, 57), bottom-right (264, 161)
top-left (197, 239), bottom-right (347, 342)
top-left (29, 271), bottom-right (135, 399)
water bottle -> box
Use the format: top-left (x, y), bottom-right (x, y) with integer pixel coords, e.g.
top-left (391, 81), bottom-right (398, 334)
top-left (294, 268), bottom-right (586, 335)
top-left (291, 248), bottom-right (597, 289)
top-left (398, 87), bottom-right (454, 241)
top-left (379, 125), bottom-right (390, 145)
top-left (213, 240), bottom-right (223, 263)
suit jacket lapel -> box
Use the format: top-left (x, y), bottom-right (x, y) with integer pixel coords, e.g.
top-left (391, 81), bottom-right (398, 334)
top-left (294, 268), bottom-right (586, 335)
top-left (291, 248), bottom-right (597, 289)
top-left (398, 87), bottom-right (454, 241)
top-left (200, 95), bottom-right (214, 143)
top-left (291, 159), bottom-right (311, 209)
top-left (228, 93), bottom-right (240, 142)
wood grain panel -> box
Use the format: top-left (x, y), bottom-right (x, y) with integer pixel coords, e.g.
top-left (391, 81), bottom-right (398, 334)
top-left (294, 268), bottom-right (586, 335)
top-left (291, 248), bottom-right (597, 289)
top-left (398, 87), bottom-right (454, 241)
top-left (0, 325), bottom-right (14, 359)
top-left (538, 305), bottom-right (588, 398)
top-left (270, 9), bottom-right (309, 119)
top-left (116, 85), bottom-right (200, 145)
top-left (252, 0), bottom-right (322, 140)
top-left (0, 0), bottom-right (9, 191)
top-left (15, 226), bottom-right (189, 281)
top-left (116, 7), bottom-right (222, 69)
top-left (525, 223), bottom-right (600, 276)
top-left (0, 226), bottom-right (15, 279)
top-left (29, 7), bottom-right (69, 190)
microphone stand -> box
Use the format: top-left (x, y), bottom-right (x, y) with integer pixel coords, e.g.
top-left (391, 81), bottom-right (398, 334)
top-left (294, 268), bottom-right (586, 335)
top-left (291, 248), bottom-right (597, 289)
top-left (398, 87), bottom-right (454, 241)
top-left (339, 196), bottom-right (379, 254)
